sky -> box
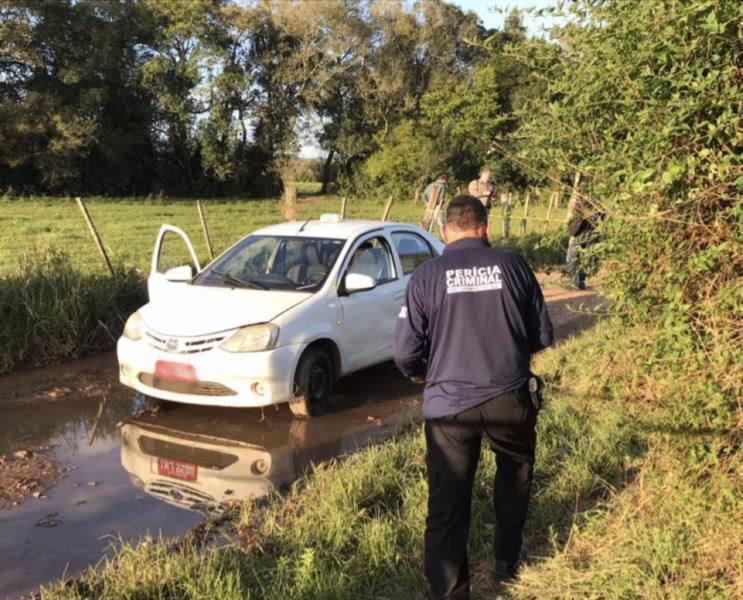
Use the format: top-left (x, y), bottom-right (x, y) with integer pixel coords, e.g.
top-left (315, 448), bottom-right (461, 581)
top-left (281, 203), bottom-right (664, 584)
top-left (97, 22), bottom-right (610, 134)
top-left (452, 0), bottom-right (561, 38)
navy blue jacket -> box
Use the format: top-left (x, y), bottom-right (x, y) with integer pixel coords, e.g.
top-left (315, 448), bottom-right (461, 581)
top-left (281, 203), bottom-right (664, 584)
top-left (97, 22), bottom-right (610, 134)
top-left (393, 237), bottom-right (553, 419)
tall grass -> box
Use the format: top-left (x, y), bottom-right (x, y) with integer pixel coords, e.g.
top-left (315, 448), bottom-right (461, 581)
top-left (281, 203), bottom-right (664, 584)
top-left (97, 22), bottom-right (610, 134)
top-left (0, 248), bottom-right (146, 374)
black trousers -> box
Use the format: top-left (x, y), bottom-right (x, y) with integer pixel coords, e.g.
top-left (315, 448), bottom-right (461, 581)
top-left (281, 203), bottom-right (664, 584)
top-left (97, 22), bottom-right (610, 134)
top-left (424, 388), bottom-right (537, 600)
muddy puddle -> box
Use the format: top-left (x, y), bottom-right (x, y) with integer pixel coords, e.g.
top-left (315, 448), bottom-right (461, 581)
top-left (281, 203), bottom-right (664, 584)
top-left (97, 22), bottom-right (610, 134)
top-left (0, 362), bottom-right (421, 599)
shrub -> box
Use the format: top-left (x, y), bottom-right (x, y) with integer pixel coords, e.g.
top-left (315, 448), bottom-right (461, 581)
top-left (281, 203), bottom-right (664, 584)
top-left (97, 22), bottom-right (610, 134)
top-left (513, 0), bottom-right (742, 428)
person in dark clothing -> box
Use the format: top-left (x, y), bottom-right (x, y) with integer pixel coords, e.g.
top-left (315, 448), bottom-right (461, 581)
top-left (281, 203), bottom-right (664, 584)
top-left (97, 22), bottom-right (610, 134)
top-left (566, 200), bottom-right (603, 290)
top-left (393, 195), bottom-right (553, 600)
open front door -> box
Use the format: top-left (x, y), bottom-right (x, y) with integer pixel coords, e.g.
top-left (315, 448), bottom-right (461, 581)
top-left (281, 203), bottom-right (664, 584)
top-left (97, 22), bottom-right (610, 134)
top-left (148, 225), bottom-right (201, 301)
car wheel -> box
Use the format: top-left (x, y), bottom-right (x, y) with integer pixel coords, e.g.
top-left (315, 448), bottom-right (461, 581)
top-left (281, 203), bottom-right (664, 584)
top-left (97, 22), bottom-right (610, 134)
top-left (289, 347), bottom-right (333, 418)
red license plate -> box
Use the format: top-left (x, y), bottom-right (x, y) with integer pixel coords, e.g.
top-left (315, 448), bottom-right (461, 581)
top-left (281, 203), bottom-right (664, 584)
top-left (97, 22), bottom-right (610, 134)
top-left (157, 457), bottom-right (197, 482)
top-left (154, 360), bottom-right (197, 382)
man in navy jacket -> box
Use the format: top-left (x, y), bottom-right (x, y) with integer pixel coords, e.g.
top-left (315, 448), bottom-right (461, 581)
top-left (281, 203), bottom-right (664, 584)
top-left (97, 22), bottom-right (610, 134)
top-left (393, 195), bottom-right (553, 599)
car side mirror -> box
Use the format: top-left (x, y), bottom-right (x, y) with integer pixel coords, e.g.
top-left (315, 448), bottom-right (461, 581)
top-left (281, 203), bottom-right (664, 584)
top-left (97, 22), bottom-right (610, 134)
top-left (164, 265), bottom-right (194, 282)
top-left (344, 273), bottom-right (376, 293)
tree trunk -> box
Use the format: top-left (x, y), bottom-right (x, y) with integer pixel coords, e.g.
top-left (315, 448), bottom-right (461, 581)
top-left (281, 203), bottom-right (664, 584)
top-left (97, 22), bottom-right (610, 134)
top-left (320, 149), bottom-right (335, 194)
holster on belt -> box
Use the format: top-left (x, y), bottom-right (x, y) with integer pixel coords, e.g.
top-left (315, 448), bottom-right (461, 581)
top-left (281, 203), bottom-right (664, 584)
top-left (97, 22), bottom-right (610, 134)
top-left (528, 374), bottom-right (544, 412)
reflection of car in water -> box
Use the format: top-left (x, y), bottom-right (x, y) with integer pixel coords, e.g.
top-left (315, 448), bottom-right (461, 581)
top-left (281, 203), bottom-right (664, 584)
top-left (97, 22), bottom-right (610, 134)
top-left (120, 404), bottom-right (403, 517)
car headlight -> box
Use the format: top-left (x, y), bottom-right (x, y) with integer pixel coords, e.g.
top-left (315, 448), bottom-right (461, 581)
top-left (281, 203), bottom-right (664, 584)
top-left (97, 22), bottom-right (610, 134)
top-left (220, 323), bottom-right (279, 353)
top-left (123, 311), bottom-right (143, 341)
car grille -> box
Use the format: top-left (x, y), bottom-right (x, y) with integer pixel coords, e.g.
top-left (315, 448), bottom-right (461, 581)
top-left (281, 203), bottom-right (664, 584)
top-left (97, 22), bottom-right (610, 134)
top-left (144, 479), bottom-right (226, 516)
top-left (138, 436), bottom-right (239, 469)
top-left (144, 330), bottom-right (228, 354)
top-left (138, 373), bottom-right (238, 396)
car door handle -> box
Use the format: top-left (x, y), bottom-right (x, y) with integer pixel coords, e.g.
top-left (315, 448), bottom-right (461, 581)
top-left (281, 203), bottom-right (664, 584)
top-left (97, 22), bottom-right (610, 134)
top-left (394, 291), bottom-right (405, 300)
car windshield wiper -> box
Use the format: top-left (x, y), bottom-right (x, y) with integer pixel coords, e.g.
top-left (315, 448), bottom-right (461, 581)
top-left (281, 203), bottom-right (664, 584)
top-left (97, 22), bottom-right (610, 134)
top-left (211, 270), bottom-right (268, 290)
top-left (295, 282), bottom-right (321, 291)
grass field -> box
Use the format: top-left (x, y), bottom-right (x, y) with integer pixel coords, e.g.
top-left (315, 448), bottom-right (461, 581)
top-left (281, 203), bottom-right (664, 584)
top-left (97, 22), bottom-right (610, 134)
top-left (38, 321), bottom-right (741, 599)
top-left (2, 191), bottom-right (570, 276)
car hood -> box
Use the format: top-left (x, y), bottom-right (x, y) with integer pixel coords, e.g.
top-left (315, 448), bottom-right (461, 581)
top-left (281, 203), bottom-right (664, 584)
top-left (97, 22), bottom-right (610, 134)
top-left (140, 285), bottom-right (308, 337)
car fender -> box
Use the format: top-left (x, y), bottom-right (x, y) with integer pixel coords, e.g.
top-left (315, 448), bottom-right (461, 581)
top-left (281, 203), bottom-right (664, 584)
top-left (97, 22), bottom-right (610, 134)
top-left (272, 296), bottom-right (349, 375)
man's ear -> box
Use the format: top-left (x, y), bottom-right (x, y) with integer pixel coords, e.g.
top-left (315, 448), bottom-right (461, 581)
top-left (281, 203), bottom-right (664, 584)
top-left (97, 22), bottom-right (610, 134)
top-left (441, 225), bottom-right (450, 244)
top-left (482, 222), bottom-right (490, 240)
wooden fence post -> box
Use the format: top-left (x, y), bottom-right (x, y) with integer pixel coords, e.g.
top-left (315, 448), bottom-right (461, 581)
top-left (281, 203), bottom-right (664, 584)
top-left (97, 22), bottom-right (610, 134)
top-left (566, 171), bottom-right (582, 222)
top-left (340, 196), bottom-right (348, 219)
top-left (283, 186), bottom-right (297, 221)
top-left (520, 192), bottom-right (530, 235)
top-left (502, 192), bottom-right (512, 238)
top-left (543, 192), bottom-right (555, 233)
top-left (76, 197), bottom-right (114, 276)
top-left (381, 195), bottom-right (394, 221)
top-left (413, 188), bottom-right (420, 204)
top-left (196, 200), bottom-right (214, 261)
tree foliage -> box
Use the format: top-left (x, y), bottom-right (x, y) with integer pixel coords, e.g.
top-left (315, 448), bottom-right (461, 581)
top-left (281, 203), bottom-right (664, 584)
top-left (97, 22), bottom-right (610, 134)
top-left (0, 0), bottom-right (536, 197)
top-left (512, 0), bottom-right (741, 427)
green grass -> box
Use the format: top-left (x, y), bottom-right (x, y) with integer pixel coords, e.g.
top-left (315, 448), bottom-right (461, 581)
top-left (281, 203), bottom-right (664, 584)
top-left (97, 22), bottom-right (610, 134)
top-left (0, 248), bottom-right (146, 374)
top-left (40, 319), bottom-right (740, 599)
top-left (2, 194), bottom-right (569, 276)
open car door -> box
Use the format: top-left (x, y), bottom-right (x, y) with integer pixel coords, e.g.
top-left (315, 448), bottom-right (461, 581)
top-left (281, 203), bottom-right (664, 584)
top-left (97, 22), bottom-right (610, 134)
top-left (149, 225), bottom-right (201, 301)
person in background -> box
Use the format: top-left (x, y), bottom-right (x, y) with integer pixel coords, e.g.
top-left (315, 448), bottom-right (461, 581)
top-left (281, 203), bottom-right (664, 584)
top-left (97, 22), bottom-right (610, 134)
top-left (394, 195), bottom-right (553, 599)
top-left (566, 199), bottom-right (603, 290)
top-left (468, 167), bottom-right (495, 212)
top-left (423, 174), bottom-right (449, 233)
top-left (423, 174), bottom-right (448, 208)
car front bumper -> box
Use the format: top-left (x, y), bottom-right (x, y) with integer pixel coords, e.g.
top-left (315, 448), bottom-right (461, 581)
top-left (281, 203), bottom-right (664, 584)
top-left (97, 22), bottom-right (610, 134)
top-left (117, 336), bottom-right (303, 407)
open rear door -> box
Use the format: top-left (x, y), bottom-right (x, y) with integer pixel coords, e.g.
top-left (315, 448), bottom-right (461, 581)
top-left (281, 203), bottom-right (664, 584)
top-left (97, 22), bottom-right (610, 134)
top-left (148, 225), bottom-right (202, 301)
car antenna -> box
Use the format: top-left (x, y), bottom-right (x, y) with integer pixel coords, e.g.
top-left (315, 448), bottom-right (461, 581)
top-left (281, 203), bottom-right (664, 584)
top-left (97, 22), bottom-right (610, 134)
top-left (297, 217), bottom-right (312, 232)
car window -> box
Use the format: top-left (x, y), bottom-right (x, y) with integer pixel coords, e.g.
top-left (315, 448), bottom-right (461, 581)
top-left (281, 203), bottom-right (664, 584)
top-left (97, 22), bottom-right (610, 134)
top-left (347, 236), bottom-right (396, 284)
top-left (192, 236), bottom-right (344, 292)
top-left (391, 231), bottom-right (435, 275)
top-left (156, 229), bottom-right (199, 274)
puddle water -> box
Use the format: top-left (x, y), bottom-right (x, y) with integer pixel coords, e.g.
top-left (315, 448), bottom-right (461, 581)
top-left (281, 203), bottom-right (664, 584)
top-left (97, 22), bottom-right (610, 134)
top-left (0, 361), bottom-right (421, 599)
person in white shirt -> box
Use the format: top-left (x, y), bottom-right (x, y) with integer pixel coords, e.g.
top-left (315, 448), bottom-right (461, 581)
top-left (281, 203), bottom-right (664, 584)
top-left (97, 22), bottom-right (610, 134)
top-left (468, 168), bottom-right (495, 211)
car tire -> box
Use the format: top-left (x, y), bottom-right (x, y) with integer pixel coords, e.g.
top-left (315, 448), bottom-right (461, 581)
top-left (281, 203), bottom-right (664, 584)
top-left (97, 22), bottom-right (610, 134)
top-left (289, 347), bottom-right (333, 418)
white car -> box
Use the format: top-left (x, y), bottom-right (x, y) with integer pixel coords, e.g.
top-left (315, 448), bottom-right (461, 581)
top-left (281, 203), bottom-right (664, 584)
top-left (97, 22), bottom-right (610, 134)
top-left (117, 215), bottom-right (443, 417)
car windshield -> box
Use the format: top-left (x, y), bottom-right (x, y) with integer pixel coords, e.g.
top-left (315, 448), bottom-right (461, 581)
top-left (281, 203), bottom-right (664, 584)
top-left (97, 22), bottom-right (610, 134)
top-left (192, 235), bottom-right (345, 292)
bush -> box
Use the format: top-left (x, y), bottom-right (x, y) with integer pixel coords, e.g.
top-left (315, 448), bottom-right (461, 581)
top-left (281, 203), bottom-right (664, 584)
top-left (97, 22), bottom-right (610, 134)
top-left (0, 248), bottom-right (146, 374)
top-left (513, 0), bottom-right (742, 429)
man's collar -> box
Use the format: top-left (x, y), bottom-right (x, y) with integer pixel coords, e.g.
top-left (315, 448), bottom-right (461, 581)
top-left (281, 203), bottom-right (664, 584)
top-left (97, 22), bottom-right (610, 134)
top-left (443, 237), bottom-right (490, 254)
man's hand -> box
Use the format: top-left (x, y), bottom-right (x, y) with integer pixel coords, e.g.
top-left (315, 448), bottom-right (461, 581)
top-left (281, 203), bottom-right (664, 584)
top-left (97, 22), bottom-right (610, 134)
top-left (410, 376), bottom-right (425, 385)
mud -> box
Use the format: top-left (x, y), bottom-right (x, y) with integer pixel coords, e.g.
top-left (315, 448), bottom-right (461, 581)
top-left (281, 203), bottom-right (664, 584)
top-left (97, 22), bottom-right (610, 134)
top-left (0, 352), bottom-right (116, 407)
top-left (0, 448), bottom-right (62, 509)
top-left (0, 287), bottom-right (603, 599)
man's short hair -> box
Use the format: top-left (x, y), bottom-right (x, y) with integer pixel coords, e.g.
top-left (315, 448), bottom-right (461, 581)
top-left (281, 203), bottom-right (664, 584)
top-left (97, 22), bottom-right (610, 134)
top-left (446, 195), bottom-right (488, 231)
